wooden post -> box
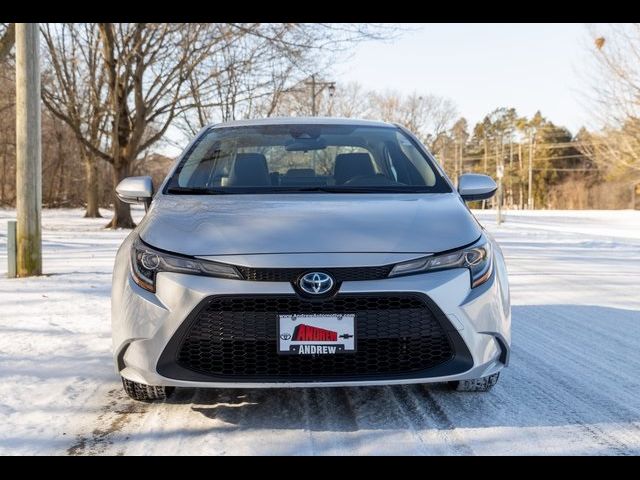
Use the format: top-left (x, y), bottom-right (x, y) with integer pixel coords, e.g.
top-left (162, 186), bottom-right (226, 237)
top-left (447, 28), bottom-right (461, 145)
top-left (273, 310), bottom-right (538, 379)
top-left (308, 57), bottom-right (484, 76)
top-left (15, 23), bottom-right (42, 277)
top-left (7, 220), bottom-right (17, 278)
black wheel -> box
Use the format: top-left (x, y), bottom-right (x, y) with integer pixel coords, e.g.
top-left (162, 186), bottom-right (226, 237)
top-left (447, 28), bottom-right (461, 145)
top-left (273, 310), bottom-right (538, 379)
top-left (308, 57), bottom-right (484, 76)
top-left (448, 372), bottom-right (500, 392)
top-left (121, 376), bottom-right (174, 402)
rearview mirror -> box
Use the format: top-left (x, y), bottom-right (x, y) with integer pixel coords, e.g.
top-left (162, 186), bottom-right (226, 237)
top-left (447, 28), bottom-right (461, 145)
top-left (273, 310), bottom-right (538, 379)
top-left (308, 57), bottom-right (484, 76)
top-left (285, 137), bottom-right (327, 151)
top-left (458, 174), bottom-right (497, 202)
top-left (116, 176), bottom-right (154, 209)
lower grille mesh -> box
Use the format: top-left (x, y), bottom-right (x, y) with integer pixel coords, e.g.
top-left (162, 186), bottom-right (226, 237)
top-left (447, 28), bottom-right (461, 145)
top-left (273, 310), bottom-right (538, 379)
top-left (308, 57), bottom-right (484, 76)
top-left (175, 295), bottom-right (454, 379)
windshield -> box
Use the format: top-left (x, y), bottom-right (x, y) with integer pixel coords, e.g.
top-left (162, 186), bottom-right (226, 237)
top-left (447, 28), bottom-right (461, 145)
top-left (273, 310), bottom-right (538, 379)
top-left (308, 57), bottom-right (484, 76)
top-left (165, 124), bottom-right (451, 194)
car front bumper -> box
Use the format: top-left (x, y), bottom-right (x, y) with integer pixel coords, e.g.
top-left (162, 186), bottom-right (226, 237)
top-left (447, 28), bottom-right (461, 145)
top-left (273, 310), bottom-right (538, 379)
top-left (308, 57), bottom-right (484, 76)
top-left (112, 239), bottom-right (511, 388)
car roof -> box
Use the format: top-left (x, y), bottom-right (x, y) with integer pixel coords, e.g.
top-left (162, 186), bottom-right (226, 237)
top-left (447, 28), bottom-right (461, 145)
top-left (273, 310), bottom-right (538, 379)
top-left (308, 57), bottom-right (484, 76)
top-left (208, 116), bottom-right (395, 129)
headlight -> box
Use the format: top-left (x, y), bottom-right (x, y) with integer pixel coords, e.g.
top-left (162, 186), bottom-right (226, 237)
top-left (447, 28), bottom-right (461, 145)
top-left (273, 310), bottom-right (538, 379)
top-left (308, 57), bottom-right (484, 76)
top-left (130, 236), bottom-right (241, 292)
top-left (389, 237), bottom-right (493, 288)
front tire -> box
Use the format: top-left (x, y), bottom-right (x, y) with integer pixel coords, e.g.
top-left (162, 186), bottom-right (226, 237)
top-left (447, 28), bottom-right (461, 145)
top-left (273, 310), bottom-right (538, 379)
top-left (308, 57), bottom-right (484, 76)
top-left (448, 372), bottom-right (500, 392)
top-left (121, 376), bottom-right (174, 402)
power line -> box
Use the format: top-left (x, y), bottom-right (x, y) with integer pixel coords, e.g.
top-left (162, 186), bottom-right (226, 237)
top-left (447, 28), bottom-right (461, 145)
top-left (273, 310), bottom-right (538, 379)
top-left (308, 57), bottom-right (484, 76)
top-left (459, 153), bottom-right (593, 163)
top-left (531, 167), bottom-right (600, 172)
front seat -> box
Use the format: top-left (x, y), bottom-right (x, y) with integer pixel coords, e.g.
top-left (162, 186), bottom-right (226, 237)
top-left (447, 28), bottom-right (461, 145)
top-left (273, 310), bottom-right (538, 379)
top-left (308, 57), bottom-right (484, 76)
top-left (229, 153), bottom-right (270, 187)
top-left (334, 153), bottom-right (375, 185)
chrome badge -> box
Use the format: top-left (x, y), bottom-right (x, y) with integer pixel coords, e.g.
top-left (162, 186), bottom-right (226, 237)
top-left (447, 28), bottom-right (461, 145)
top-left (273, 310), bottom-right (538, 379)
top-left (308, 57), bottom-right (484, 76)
top-left (299, 272), bottom-right (334, 295)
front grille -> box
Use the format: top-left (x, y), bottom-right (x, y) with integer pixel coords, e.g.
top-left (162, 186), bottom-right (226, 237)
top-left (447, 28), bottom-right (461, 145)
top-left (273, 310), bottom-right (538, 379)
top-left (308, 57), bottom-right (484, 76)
top-left (236, 265), bottom-right (393, 282)
top-left (173, 295), bottom-right (455, 380)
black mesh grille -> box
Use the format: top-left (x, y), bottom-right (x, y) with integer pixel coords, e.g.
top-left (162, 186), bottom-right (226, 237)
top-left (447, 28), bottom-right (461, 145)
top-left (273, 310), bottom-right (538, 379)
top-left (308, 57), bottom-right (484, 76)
top-left (174, 295), bottom-right (455, 380)
top-left (237, 265), bottom-right (393, 282)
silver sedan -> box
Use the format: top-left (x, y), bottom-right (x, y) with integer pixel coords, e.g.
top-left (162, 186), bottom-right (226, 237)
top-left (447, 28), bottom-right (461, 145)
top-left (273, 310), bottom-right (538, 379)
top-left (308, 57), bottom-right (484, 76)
top-left (111, 117), bottom-right (510, 401)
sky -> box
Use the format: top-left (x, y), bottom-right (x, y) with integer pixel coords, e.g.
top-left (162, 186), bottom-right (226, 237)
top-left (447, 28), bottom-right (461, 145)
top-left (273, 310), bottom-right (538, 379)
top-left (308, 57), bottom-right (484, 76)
top-left (334, 23), bottom-right (592, 135)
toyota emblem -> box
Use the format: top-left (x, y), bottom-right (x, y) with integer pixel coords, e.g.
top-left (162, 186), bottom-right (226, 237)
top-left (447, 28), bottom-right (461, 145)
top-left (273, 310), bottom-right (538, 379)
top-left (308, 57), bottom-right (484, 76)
top-left (299, 272), bottom-right (334, 295)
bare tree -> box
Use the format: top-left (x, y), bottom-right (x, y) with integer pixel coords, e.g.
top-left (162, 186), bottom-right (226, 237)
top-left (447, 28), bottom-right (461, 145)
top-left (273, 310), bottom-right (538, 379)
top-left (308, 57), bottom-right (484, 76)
top-left (42, 23), bottom-right (231, 228)
top-left (178, 23), bottom-right (304, 133)
top-left (42, 23), bottom-right (395, 227)
top-left (366, 90), bottom-right (457, 147)
top-left (0, 67), bottom-right (15, 206)
top-left (584, 23), bottom-right (640, 182)
top-left (177, 24), bottom-right (398, 135)
top-left (41, 24), bottom-right (108, 217)
top-left (326, 82), bottom-right (369, 118)
top-left (265, 81), bottom-right (458, 151)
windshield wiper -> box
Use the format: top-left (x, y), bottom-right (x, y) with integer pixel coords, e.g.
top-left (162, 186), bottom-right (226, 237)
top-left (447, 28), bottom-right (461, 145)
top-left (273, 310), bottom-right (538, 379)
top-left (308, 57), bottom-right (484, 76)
top-left (166, 186), bottom-right (431, 194)
top-left (291, 186), bottom-right (427, 193)
top-left (166, 186), bottom-right (230, 195)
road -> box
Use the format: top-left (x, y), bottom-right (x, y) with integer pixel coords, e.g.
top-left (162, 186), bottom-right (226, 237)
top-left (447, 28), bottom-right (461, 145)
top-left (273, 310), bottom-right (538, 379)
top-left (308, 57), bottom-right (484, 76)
top-left (1, 208), bottom-right (639, 455)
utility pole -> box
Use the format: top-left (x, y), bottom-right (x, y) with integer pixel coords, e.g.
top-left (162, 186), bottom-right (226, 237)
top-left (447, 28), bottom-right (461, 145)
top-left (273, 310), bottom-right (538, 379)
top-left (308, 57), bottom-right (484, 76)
top-left (518, 142), bottom-right (523, 209)
top-left (455, 141), bottom-right (460, 181)
top-left (15, 23), bottom-right (42, 277)
top-left (499, 136), bottom-right (504, 211)
top-left (495, 133), bottom-right (504, 224)
top-left (310, 74), bottom-right (317, 116)
top-left (528, 132), bottom-right (534, 210)
top-left (496, 163), bottom-right (504, 225)
top-left (508, 136), bottom-right (513, 207)
top-left (482, 136), bottom-right (488, 209)
top-left (305, 74), bottom-right (335, 117)
top-left (495, 142), bottom-right (500, 212)
top-left (483, 136), bottom-right (488, 173)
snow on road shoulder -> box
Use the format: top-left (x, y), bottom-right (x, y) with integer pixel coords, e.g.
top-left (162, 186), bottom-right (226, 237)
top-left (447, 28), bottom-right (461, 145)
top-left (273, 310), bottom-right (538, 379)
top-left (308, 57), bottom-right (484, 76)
top-left (0, 207), bottom-right (639, 455)
top-left (474, 209), bottom-right (640, 243)
top-left (474, 209), bottom-right (640, 312)
top-left (0, 208), bottom-right (141, 455)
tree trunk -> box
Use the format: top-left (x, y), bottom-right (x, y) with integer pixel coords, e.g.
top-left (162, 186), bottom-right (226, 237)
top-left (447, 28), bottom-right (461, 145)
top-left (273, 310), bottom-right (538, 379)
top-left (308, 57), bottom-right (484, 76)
top-left (84, 156), bottom-right (102, 218)
top-left (105, 162), bottom-right (135, 229)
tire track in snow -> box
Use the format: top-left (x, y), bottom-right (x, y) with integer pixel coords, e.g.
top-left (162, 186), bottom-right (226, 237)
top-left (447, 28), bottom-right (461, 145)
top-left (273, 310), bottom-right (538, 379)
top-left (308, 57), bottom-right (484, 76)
top-left (119, 387), bottom-right (207, 456)
top-left (415, 385), bottom-right (476, 455)
top-left (341, 386), bottom-right (436, 455)
top-left (389, 385), bottom-right (475, 455)
top-left (67, 388), bottom-right (150, 456)
top-left (303, 388), bottom-right (359, 455)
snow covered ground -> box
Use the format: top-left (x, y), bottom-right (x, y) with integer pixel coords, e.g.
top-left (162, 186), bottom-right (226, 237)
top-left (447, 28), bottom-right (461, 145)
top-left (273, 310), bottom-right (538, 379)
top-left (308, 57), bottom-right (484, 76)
top-left (0, 207), bottom-right (639, 455)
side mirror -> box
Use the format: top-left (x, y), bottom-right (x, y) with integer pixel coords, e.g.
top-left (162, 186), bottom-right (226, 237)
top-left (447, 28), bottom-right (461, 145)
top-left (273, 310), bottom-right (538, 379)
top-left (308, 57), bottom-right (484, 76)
top-left (116, 176), bottom-right (154, 210)
top-left (458, 173), bottom-right (497, 202)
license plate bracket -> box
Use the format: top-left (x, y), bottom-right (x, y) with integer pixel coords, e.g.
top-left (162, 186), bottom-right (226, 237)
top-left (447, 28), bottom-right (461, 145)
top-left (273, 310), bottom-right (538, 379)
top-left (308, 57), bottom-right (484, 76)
top-left (277, 313), bottom-right (356, 355)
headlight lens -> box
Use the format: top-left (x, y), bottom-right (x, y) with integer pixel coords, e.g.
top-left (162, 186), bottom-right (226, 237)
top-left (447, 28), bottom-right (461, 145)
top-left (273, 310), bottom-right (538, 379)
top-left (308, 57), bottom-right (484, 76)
top-left (130, 236), bottom-right (241, 292)
top-left (389, 237), bottom-right (493, 288)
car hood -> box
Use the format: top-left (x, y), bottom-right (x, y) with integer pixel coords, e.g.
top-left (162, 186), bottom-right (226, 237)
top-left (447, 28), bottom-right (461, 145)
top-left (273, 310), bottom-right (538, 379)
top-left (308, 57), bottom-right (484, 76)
top-left (138, 193), bottom-right (481, 256)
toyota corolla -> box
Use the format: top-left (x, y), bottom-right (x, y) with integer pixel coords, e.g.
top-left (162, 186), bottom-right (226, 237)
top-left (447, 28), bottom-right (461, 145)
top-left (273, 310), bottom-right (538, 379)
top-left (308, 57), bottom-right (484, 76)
top-left (112, 117), bottom-right (510, 401)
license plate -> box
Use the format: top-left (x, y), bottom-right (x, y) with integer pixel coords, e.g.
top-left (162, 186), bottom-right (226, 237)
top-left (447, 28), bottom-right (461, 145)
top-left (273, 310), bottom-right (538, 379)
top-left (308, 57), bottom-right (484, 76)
top-left (278, 314), bottom-right (356, 355)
